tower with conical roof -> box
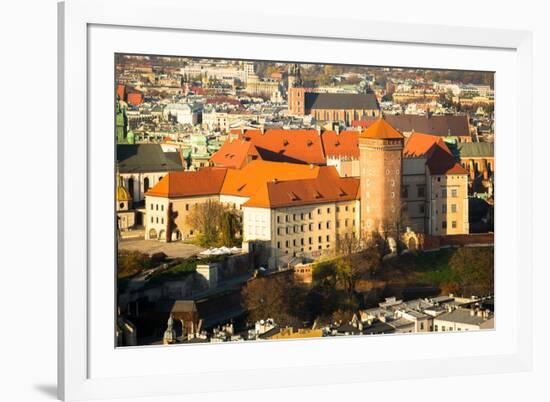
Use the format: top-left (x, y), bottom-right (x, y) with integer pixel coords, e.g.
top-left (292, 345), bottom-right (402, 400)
top-left (358, 119), bottom-right (404, 236)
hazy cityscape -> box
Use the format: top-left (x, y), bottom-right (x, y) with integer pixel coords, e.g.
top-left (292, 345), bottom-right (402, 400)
top-left (115, 54), bottom-right (494, 346)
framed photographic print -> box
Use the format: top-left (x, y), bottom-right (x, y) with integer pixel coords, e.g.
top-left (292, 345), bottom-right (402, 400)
top-left (58, 0), bottom-right (533, 400)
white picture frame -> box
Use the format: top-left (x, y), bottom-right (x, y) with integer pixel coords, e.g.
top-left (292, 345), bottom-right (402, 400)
top-left (58, 0), bottom-right (533, 400)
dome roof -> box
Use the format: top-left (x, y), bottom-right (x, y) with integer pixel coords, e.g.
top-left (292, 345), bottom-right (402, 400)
top-left (117, 185), bottom-right (132, 202)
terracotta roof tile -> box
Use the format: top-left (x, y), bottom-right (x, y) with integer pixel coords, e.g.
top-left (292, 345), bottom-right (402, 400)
top-left (145, 167), bottom-right (227, 198)
top-left (243, 167), bottom-right (360, 208)
top-left (403, 132), bottom-right (452, 158)
top-left (238, 129), bottom-right (326, 165)
top-left (360, 119), bottom-right (404, 140)
top-left (221, 160), bottom-right (321, 197)
top-left (209, 138), bottom-right (261, 169)
top-left (321, 130), bottom-right (359, 159)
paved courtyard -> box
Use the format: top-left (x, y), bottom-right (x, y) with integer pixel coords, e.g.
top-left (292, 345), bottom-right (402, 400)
top-left (118, 238), bottom-right (204, 259)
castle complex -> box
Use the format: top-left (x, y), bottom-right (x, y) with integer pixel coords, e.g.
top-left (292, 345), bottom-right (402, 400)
top-left (139, 117), bottom-right (469, 268)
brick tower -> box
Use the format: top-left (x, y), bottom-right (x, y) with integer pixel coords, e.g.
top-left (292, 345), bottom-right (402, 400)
top-left (358, 119), bottom-right (404, 236)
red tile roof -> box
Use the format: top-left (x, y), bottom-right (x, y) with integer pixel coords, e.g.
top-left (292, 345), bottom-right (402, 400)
top-left (403, 132), bottom-right (451, 158)
top-left (145, 167), bottom-right (227, 198)
top-left (321, 130), bottom-right (359, 159)
top-left (427, 145), bottom-right (468, 175)
top-left (221, 160), bottom-right (321, 197)
top-left (235, 129), bottom-right (326, 165)
top-left (243, 166), bottom-right (360, 208)
top-left (404, 133), bottom-right (467, 175)
top-left (209, 138), bottom-right (261, 169)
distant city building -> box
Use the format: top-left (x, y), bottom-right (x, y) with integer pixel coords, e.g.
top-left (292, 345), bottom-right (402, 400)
top-left (384, 114), bottom-right (472, 142)
top-left (117, 144), bottom-right (184, 203)
top-left (287, 64), bottom-right (380, 124)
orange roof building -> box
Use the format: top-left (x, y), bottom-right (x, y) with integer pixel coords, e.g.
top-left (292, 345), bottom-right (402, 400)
top-left (221, 160), bottom-right (321, 198)
top-left (402, 132), bottom-right (469, 237)
top-left (404, 132), bottom-right (467, 175)
top-left (243, 167), bottom-right (360, 209)
top-left (145, 167), bottom-right (227, 198)
top-left (321, 130), bottom-right (360, 159)
top-left (209, 138), bottom-right (261, 169)
top-left (231, 129), bottom-right (326, 165)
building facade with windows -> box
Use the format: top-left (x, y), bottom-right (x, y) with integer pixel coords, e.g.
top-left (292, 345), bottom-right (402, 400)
top-left (402, 133), bottom-right (469, 236)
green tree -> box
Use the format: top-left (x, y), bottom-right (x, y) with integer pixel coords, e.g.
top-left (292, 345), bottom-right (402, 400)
top-left (449, 247), bottom-right (494, 297)
top-left (219, 209), bottom-right (242, 247)
top-left (186, 199), bottom-right (224, 247)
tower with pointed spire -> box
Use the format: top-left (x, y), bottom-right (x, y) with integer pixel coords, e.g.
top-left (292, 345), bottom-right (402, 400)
top-left (287, 64), bottom-right (306, 115)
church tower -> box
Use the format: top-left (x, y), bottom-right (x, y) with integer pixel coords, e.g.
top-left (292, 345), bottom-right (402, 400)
top-left (287, 64), bottom-right (305, 116)
top-left (358, 119), bottom-right (404, 236)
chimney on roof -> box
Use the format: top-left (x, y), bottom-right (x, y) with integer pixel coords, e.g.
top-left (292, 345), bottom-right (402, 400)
top-left (316, 127), bottom-right (321, 136)
top-left (336, 125), bottom-right (340, 135)
top-left (272, 178), bottom-right (278, 183)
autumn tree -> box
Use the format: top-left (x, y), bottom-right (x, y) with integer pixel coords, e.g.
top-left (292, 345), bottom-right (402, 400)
top-left (449, 247), bottom-right (494, 297)
top-left (241, 274), bottom-right (306, 327)
top-left (186, 200), bottom-right (242, 247)
top-left (186, 200), bottom-right (224, 247)
top-left (333, 230), bottom-right (382, 307)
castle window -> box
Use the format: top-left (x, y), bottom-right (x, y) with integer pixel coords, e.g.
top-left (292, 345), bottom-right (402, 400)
top-left (452, 221), bottom-right (457, 229)
top-left (402, 186), bottom-right (409, 198)
top-left (442, 205), bottom-right (447, 213)
top-left (451, 189), bottom-right (458, 198)
top-left (451, 204), bottom-right (457, 213)
top-left (417, 186), bottom-right (425, 198)
top-left (442, 221), bottom-right (447, 229)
